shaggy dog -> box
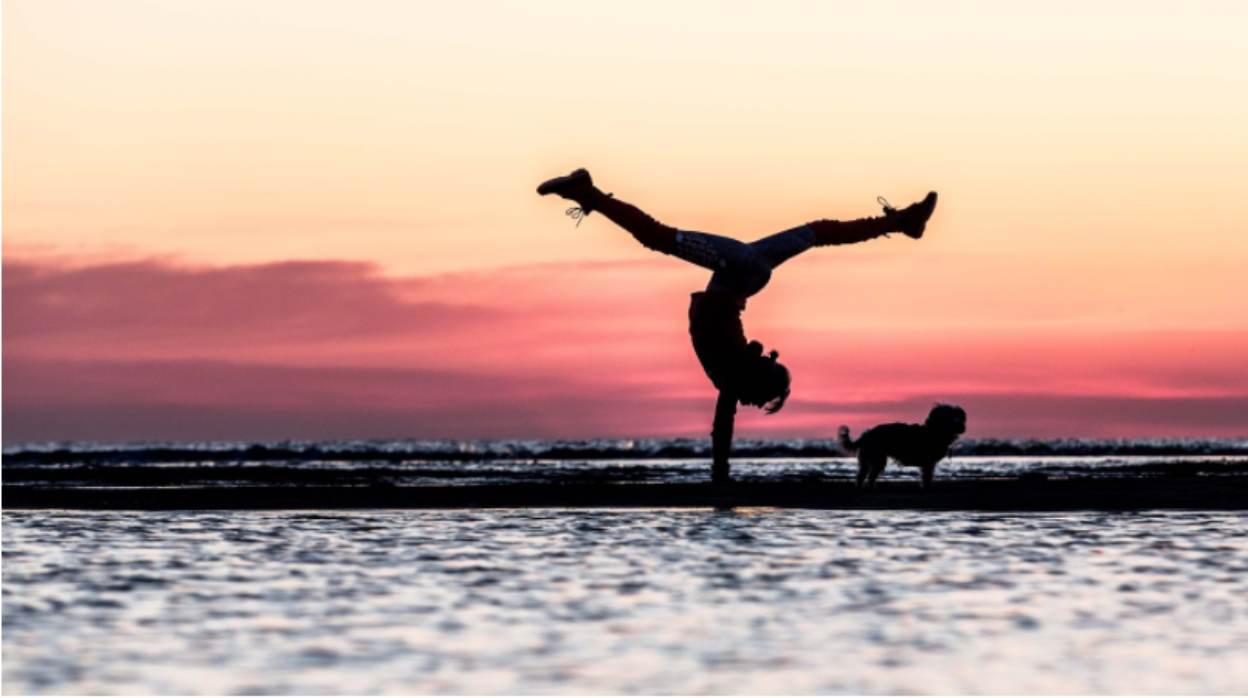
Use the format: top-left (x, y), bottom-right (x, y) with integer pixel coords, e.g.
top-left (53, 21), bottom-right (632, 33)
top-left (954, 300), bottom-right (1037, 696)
top-left (838, 404), bottom-right (968, 489)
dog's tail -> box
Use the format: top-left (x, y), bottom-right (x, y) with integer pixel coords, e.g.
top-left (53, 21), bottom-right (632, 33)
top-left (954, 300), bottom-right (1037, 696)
top-left (837, 425), bottom-right (858, 454)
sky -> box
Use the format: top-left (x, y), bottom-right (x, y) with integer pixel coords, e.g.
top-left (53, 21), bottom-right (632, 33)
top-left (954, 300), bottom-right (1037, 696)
top-left (4, 0), bottom-right (1247, 443)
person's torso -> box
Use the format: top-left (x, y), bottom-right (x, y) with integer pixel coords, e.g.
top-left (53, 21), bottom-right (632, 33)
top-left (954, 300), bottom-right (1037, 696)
top-left (688, 291), bottom-right (750, 392)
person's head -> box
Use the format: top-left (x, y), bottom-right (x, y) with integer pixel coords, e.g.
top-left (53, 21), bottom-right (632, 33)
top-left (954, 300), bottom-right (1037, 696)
top-left (738, 343), bottom-right (791, 414)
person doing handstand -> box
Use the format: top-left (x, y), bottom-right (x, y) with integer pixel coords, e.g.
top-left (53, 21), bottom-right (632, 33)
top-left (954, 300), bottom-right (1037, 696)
top-left (538, 169), bottom-right (937, 484)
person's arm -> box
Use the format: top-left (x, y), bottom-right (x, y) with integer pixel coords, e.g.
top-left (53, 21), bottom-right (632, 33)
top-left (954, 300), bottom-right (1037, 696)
top-left (710, 390), bottom-right (737, 483)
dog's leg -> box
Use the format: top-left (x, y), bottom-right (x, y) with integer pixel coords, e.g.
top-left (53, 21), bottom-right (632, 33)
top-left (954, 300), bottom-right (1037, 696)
top-left (866, 455), bottom-right (887, 489)
top-left (920, 462), bottom-right (936, 489)
top-left (855, 456), bottom-right (869, 490)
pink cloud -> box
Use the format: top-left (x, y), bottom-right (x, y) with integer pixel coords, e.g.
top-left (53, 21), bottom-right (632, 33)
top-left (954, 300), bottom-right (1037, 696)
top-left (2, 259), bottom-right (498, 362)
top-left (4, 257), bottom-right (1247, 442)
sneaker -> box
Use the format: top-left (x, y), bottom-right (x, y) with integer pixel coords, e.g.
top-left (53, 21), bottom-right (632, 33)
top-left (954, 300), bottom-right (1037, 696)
top-left (537, 168), bottom-right (593, 196)
top-left (879, 191), bottom-right (938, 240)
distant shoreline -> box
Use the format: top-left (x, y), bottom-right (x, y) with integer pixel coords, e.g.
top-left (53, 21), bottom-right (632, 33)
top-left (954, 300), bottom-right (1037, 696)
top-left (8, 475), bottom-right (1248, 511)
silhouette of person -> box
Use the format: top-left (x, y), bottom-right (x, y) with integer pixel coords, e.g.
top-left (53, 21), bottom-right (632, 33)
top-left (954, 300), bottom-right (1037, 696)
top-left (538, 169), bottom-right (937, 484)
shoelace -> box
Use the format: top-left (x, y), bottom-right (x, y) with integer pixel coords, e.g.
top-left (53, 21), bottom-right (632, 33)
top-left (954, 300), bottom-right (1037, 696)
top-left (877, 196), bottom-right (897, 238)
top-left (564, 193), bottom-right (613, 228)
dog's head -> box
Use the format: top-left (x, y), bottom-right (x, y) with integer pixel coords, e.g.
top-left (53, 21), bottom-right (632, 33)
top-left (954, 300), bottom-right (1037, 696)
top-left (924, 403), bottom-right (967, 437)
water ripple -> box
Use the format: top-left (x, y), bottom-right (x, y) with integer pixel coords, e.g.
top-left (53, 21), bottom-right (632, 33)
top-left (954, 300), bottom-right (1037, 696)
top-left (4, 510), bottom-right (1247, 694)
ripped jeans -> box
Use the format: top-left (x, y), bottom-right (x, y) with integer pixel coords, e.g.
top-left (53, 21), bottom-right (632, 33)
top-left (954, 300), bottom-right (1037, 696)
top-left (589, 194), bottom-right (886, 298)
top-left (670, 225), bottom-right (816, 298)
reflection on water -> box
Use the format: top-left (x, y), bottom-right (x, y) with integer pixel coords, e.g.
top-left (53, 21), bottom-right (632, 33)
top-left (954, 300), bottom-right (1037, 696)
top-left (4, 510), bottom-right (1247, 694)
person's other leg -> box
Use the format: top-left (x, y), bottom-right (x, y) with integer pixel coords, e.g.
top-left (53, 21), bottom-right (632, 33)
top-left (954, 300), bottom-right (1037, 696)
top-left (751, 216), bottom-right (896, 267)
top-left (749, 192), bottom-right (939, 268)
top-left (749, 225), bottom-right (817, 269)
top-left (807, 192), bottom-right (938, 246)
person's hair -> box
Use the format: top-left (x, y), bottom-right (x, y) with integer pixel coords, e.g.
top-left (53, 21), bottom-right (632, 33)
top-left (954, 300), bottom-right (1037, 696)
top-left (742, 348), bottom-right (791, 415)
top-left (761, 361), bottom-right (791, 414)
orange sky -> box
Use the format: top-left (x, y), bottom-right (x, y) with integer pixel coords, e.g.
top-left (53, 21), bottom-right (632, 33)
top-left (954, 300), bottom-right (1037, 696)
top-left (4, 1), bottom-right (1247, 442)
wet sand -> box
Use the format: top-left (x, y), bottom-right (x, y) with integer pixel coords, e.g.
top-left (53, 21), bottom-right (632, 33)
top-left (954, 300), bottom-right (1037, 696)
top-left (7, 474), bottom-right (1248, 510)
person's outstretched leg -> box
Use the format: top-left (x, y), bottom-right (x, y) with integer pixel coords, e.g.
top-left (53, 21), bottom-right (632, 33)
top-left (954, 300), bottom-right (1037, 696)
top-left (538, 168), bottom-right (678, 254)
top-left (749, 192), bottom-right (939, 269)
top-left (538, 169), bottom-right (773, 295)
top-left (808, 192), bottom-right (938, 247)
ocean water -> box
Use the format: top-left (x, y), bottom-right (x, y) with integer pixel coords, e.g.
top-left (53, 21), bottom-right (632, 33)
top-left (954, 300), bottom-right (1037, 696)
top-left (5, 508), bottom-right (1247, 694)
top-left (6, 436), bottom-right (1248, 489)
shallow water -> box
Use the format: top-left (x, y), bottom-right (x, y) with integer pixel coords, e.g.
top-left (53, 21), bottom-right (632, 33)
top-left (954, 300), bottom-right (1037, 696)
top-left (4, 509), bottom-right (1247, 694)
top-left (7, 455), bottom-right (1247, 489)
